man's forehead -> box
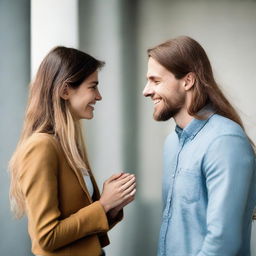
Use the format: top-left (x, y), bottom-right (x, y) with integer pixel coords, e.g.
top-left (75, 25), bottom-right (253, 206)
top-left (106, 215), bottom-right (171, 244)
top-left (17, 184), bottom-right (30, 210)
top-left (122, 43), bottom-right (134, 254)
top-left (147, 58), bottom-right (169, 78)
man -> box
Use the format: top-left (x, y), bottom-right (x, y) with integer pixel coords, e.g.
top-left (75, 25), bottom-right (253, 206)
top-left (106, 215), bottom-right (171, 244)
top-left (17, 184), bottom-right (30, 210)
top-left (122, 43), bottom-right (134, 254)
top-left (143, 36), bottom-right (256, 256)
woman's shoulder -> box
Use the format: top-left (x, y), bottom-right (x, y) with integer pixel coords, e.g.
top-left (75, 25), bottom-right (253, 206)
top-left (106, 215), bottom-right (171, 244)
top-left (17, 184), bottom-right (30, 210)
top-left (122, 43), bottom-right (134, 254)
top-left (23, 133), bottom-right (60, 155)
top-left (27, 132), bottom-right (56, 145)
top-left (18, 133), bottom-right (61, 179)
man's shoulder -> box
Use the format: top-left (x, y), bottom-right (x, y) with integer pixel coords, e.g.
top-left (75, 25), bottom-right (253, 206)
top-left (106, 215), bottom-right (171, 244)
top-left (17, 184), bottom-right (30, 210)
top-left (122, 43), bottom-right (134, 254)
top-left (206, 114), bottom-right (246, 138)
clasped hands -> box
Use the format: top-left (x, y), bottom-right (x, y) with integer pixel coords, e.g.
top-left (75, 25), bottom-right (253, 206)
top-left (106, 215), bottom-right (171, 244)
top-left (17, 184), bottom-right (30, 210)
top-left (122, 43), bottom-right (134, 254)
top-left (99, 172), bottom-right (136, 218)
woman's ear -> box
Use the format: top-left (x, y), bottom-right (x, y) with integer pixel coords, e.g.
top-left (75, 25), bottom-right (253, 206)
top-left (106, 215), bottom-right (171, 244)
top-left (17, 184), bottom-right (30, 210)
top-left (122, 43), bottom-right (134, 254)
top-left (60, 84), bottom-right (71, 100)
top-left (183, 72), bottom-right (195, 91)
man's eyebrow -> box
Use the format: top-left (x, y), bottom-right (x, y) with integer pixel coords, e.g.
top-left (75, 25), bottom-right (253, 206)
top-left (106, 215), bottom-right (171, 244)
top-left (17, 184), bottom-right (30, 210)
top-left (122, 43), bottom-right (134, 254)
top-left (146, 75), bottom-right (161, 80)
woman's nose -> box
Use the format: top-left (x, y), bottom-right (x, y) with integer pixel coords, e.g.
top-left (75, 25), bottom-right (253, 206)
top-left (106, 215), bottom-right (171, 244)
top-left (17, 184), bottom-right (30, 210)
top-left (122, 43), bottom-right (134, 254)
top-left (96, 90), bottom-right (102, 101)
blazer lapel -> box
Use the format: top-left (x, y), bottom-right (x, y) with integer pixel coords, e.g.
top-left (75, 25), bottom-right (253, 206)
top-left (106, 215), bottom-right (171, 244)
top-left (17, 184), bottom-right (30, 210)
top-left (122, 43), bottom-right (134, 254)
top-left (73, 168), bottom-right (93, 202)
top-left (51, 135), bottom-right (94, 202)
top-left (72, 168), bottom-right (101, 203)
top-left (89, 172), bottom-right (101, 201)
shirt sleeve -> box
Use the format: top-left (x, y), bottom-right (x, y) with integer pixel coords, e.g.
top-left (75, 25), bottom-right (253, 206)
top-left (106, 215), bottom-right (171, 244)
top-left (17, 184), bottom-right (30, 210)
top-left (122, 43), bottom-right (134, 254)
top-left (197, 135), bottom-right (255, 256)
top-left (19, 136), bottom-right (110, 252)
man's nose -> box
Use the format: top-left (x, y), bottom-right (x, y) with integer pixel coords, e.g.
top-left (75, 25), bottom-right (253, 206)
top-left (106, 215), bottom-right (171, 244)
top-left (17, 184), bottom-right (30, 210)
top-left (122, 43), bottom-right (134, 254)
top-left (143, 82), bottom-right (153, 97)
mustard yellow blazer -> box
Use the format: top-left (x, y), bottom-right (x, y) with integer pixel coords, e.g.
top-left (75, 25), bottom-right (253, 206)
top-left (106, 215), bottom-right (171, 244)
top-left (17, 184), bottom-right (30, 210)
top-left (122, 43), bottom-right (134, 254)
top-left (19, 133), bottom-right (123, 256)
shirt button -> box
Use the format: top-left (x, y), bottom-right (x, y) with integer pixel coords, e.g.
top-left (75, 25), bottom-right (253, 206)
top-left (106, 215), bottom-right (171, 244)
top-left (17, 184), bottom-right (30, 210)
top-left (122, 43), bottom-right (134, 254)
top-left (172, 174), bottom-right (175, 179)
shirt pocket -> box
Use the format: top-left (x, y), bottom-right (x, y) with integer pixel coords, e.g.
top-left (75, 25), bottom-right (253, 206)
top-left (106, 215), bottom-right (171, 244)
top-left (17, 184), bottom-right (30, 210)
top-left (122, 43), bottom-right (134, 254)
top-left (176, 168), bottom-right (201, 203)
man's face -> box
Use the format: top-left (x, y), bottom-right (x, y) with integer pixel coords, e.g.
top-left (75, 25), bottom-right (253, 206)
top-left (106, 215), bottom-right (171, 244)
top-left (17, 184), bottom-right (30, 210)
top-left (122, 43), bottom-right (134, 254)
top-left (143, 57), bottom-right (186, 121)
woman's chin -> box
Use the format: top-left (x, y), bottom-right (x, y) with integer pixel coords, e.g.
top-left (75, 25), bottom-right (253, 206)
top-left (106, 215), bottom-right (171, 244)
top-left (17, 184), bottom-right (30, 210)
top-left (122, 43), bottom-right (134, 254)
top-left (83, 113), bottom-right (94, 120)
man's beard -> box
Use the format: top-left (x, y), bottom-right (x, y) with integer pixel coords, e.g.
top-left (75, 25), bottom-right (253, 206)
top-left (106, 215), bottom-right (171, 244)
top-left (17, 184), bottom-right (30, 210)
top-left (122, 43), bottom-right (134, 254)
top-left (153, 99), bottom-right (182, 121)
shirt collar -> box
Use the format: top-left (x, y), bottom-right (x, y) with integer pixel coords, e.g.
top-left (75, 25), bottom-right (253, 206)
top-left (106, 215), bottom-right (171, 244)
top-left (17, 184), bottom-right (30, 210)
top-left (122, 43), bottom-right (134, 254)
top-left (175, 104), bottom-right (215, 140)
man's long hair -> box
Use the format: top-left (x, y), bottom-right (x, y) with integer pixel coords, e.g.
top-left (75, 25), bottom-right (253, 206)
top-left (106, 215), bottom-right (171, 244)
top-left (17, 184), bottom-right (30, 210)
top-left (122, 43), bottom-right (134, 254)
top-left (9, 46), bottom-right (104, 218)
top-left (148, 36), bottom-right (244, 128)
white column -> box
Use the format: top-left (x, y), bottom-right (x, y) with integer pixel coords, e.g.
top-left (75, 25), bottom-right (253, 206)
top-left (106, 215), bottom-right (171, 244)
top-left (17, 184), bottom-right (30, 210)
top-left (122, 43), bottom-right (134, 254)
top-left (31, 0), bottom-right (78, 77)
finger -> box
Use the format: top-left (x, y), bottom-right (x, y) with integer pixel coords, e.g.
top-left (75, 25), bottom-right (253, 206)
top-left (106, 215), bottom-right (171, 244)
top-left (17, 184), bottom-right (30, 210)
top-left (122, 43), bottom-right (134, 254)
top-left (124, 194), bottom-right (135, 204)
top-left (108, 173), bottom-right (124, 182)
top-left (117, 196), bottom-right (134, 210)
top-left (123, 188), bottom-right (136, 200)
top-left (119, 176), bottom-right (136, 192)
top-left (120, 196), bottom-right (135, 208)
top-left (121, 182), bottom-right (136, 196)
top-left (130, 188), bottom-right (136, 196)
top-left (116, 172), bottom-right (130, 180)
top-left (117, 174), bottom-right (135, 186)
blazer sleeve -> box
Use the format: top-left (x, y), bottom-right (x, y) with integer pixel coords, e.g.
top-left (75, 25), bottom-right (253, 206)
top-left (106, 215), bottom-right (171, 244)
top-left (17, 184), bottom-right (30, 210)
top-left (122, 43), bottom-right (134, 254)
top-left (107, 209), bottom-right (124, 230)
top-left (197, 135), bottom-right (255, 256)
top-left (19, 135), bottom-right (110, 252)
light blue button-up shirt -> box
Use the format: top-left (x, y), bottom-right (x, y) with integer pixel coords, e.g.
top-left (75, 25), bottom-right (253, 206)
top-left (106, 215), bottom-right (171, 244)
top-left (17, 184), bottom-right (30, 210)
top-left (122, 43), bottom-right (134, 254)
top-left (158, 112), bottom-right (256, 256)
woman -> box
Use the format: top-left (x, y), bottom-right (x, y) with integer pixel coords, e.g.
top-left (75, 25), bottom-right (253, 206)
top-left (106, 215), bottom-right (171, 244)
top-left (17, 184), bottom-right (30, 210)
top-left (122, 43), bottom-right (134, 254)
top-left (9, 46), bottom-right (136, 256)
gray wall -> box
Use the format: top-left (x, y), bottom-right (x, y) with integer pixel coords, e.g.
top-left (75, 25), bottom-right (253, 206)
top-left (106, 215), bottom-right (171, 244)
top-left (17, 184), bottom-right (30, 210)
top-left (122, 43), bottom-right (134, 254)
top-left (0, 0), bottom-right (32, 255)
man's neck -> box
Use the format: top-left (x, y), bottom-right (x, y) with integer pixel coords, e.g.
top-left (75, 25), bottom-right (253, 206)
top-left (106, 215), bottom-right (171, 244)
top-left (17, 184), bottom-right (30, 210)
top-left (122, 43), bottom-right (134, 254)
top-left (173, 108), bottom-right (193, 129)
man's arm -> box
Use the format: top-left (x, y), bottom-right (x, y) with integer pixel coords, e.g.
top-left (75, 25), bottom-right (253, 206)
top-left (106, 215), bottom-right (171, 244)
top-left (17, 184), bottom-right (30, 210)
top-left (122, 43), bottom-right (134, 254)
top-left (197, 135), bottom-right (255, 256)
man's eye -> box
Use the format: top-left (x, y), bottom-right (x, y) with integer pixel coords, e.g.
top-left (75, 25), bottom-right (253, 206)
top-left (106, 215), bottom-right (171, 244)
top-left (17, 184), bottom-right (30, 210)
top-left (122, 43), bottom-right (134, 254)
top-left (155, 81), bottom-right (160, 84)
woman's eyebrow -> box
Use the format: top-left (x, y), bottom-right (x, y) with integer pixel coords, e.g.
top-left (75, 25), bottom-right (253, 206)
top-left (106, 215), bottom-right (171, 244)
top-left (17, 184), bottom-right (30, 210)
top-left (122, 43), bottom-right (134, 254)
top-left (90, 81), bottom-right (99, 85)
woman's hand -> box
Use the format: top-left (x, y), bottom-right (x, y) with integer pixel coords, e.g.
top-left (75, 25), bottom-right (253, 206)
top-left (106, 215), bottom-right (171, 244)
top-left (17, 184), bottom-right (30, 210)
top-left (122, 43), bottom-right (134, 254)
top-left (107, 194), bottom-right (136, 219)
top-left (107, 173), bottom-right (136, 218)
top-left (99, 173), bottom-right (136, 213)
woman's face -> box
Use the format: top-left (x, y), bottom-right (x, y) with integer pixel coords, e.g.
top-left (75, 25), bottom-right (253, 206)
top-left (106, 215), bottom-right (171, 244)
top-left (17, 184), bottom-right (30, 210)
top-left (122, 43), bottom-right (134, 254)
top-left (65, 71), bottom-right (102, 120)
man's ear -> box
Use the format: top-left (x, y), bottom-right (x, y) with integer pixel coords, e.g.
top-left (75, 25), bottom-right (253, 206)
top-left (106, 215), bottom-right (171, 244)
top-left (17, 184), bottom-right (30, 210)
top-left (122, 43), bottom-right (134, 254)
top-left (183, 72), bottom-right (195, 91)
top-left (60, 84), bottom-right (70, 100)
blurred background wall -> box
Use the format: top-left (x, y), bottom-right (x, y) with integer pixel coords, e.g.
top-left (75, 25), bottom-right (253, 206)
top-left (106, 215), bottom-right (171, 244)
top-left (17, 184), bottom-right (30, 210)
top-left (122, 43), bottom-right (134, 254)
top-left (0, 0), bottom-right (31, 255)
top-left (0, 0), bottom-right (256, 255)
